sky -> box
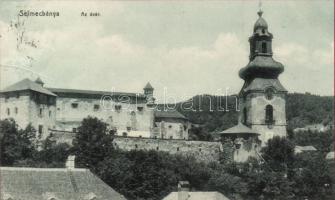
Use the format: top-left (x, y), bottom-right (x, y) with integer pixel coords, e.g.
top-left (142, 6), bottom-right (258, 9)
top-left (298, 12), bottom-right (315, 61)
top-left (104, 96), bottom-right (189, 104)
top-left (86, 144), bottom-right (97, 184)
top-left (0, 0), bottom-right (333, 103)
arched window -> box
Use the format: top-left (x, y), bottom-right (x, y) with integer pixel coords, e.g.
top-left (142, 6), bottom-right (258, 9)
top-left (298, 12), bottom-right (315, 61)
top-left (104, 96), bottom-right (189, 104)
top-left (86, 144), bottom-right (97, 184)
top-left (262, 42), bottom-right (267, 53)
top-left (243, 108), bottom-right (248, 124)
top-left (265, 105), bottom-right (273, 124)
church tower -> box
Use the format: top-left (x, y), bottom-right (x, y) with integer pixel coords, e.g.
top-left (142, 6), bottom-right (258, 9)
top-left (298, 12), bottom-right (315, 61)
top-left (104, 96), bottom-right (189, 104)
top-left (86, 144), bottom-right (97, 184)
top-left (238, 10), bottom-right (287, 145)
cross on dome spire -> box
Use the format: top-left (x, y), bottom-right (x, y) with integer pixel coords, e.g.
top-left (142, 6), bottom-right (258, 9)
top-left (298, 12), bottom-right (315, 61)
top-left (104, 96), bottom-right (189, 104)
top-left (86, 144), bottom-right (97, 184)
top-left (258, 0), bottom-right (263, 17)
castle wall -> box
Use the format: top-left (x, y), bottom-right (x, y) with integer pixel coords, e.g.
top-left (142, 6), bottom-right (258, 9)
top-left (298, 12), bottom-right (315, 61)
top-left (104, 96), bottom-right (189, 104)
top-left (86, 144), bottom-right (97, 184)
top-left (0, 92), bottom-right (31, 129)
top-left (0, 91), bottom-right (56, 139)
top-left (55, 97), bottom-right (154, 137)
top-left (113, 137), bottom-right (223, 163)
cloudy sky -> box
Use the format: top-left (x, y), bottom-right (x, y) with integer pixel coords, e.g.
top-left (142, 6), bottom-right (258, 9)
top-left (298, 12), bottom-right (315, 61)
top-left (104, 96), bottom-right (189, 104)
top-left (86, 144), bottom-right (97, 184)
top-left (0, 0), bottom-right (333, 102)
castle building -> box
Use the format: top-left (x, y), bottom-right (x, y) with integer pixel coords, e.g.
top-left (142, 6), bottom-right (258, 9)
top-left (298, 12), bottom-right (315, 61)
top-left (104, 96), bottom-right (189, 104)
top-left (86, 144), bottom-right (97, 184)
top-left (238, 10), bottom-right (287, 145)
top-left (0, 79), bottom-right (189, 140)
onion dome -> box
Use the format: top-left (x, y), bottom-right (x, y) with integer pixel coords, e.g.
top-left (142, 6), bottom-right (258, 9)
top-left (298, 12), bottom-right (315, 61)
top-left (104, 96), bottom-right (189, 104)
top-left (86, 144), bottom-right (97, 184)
top-left (254, 10), bottom-right (268, 32)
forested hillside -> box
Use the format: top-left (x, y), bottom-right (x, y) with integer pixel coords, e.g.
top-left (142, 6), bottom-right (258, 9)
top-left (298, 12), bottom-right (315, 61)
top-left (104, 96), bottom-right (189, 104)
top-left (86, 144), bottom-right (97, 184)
top-left (171, 93), bottom-right (333, 139)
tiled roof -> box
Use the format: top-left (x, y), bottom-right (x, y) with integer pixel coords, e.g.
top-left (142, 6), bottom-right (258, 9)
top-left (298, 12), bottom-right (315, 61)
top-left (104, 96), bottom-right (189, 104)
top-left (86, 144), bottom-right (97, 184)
top-left (219, 123), bottom-right (259, 135)
top-left (1, 79), bottom-right (56, 96)
top-left (0, 167), bottom-right (127, 200)
top-left (154, 109), bottom-right (187, 120)
top-left (48, 88), bottom-right (146, 98)
top-left (162, 191), bottom-right (230, 200)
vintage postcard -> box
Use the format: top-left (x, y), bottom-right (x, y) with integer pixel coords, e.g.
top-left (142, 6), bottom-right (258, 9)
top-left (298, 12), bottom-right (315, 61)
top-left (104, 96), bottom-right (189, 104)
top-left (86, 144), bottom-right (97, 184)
top-left (0, 0), bottom-right (333, 200)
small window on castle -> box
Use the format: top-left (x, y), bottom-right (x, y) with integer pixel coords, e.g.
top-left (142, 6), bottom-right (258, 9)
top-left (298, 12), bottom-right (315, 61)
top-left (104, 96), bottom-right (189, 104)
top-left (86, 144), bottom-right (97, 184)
top-left (49, 110), bottom-right (52, 117)
top-left (6, 108), bottom-right (10, 116)
top-left (15, 107), bottom-right (18, 114)
top-left (71, 103), bottom-right (78, 108)
top-left (262, 42), bottom-right (267, 53)
top-left (137, 106), bottom-right (143, 112)
top-left (5, 95), bottom-right (9, 102)
top-left (127, 127), bottom-right (131, 131)
top-left (16, 93), bottom-right (20, 98)
top-left (170, 136), bottom-right (173, 139)
top-left (122, 132), bottom-right (128, 137)
top-left (168, 125), bottom-right (172, 128)
top-left (39, 108), bottom-right (43, 117)
top-left (177, 147), bottom-right (180, 151)
top-left (199, 148), bottom-right (202, 152)
top-left (183, 125), bottom-right (187, 131)
top-left (115, 105), bottom-right (122, 111)
top-left (38, 125), bottom-right (43, 135)
top-left (156, 146), bottom-right (159, 150)
top-left (135, 144), bottom-right (138, 148)
top-left (93, 104), bottom-right (100, 111)
top-left (262, 28), bottom-right (265, 34)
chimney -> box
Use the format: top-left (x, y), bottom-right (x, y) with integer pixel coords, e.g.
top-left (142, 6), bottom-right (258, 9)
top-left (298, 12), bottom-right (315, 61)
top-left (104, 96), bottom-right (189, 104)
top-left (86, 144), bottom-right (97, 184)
top-left (66, 155), bottom-right (76, 169)
top-left (178, 181), bottom-right (190, 200)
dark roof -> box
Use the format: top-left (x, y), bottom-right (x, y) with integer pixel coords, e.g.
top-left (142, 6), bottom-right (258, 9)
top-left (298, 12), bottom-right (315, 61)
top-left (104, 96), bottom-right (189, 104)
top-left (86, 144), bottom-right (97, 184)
top-left (0, 167), bottom-right (127, 200)
top-left (48, 88), bottom-right (146, 98)
top-left (239, 56), bottom-right (284, 80)
top-left (1, 79), bottom-right (56, 96)
top-left (154, 110), bottom-right (187, 120)
top-left (243, 78), bottom-right (287, 93)
top-left (143, 82), bottom-right (154, 90)
top-left (219, 123), bottom-right (259, 136)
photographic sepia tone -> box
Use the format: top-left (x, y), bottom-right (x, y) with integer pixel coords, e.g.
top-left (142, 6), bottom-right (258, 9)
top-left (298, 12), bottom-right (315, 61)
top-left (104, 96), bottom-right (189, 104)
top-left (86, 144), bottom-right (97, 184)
top-left (0, 1), bottom-right (334, 200)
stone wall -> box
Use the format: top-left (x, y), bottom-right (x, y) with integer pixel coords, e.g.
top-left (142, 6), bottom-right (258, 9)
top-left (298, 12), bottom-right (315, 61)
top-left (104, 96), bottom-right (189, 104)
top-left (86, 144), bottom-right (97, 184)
top-left (0, 91), bottom-right (56, 139)
top-left (55, 96), bottom-right (154, 137)
top-left (113, 137), bottom-right (223, 163)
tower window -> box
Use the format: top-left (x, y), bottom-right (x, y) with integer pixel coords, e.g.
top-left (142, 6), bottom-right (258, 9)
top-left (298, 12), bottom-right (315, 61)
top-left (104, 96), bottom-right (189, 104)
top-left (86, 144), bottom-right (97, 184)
top-left (243, 108), bottom-right (247, 124)
top-left (39, 108), bottom-right (43, 117)
top-left (15, 107), bottom-right (18, 114)
top-left (38, 125), bottom-right (43, 135)
top-left (49, 110), bottom-right (52, 117)
top-left (93, 104), bottom-right (100, 111)
top-left (265, 105), bottom-right (274, 124)
top-left (262, 42), bottom-right (267, 53)
top-left (71, 103), bottom-right (78, 108)
top-left (6, 108), bottom-right (10, 116)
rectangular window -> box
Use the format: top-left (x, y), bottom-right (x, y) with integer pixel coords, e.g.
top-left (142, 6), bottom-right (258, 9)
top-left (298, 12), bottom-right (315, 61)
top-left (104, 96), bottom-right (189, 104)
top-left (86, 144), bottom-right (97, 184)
top-left (15, 107), bottom-right (18, 114)
top-left (39, 108), bottom-right (43, 117)
top-left (6, 108), bottom-right (10, 116)
top-left (71, 103), bottom-right (78, 108)
top-left (126, 126), bottom-right (131, 131)
top-left (49, 110), bottom-right (52, 117)
top-left (38, 125), bottom-right (43, 134)
top-left (137, 106), bottom-right (144, 112)
top-left (94, 104), bottom-right (100, 111)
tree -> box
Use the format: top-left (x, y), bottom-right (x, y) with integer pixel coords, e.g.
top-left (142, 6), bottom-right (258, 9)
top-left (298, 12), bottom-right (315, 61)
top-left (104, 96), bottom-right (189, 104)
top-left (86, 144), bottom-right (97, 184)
top-left (261, 136), bottom-right (295, 172)
top-left (72, 116), bottom-right (114, 171)
top-left (0, 119), bottom-right (37, 166)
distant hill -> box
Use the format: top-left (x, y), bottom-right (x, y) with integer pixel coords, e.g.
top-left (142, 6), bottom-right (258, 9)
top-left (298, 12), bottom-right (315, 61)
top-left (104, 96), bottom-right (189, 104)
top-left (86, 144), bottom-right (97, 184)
top-left (171, 93), bottom-right (333, 134)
